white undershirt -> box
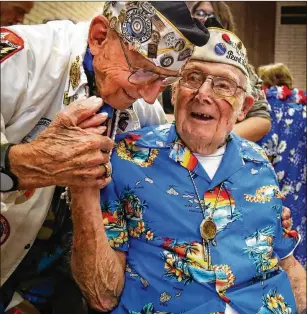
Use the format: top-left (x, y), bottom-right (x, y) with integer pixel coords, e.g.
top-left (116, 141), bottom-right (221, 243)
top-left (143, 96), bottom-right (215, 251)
top-left (194, 146), bottom-right (239, 314)
top-left (194, 145), bottom-right (226, 179)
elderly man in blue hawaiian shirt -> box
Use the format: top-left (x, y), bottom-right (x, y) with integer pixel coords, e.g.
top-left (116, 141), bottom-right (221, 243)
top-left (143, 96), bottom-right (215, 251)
top-left (70, 28), bottom-right (306, 314)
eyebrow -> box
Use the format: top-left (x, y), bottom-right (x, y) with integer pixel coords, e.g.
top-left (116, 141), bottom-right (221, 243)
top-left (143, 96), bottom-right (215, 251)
top-left (184, 65), bottom-right (240, 83)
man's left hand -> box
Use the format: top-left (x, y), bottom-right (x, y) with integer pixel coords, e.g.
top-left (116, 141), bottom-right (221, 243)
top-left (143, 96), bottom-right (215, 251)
top-left (281, 206), bottom-right (293, 229)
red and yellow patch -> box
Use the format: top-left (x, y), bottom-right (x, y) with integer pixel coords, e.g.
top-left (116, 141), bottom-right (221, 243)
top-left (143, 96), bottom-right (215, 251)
top-left (15, 189), bottom-right (36, 205)
top-left (1, 28), bottom-right (24, 63)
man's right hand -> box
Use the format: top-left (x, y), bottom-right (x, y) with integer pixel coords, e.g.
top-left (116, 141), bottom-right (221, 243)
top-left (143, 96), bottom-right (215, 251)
top-left (9, 96), bottom-right (113, 189)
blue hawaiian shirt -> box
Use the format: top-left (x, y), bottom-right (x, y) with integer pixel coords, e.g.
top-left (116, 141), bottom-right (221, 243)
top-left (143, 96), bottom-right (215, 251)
top-left (257, 85), bottom-right (306, 267)
top-left (100, 123), bottom-right (299, 314)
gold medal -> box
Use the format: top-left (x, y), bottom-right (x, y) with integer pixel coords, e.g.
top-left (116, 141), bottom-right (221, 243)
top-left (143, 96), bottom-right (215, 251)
top-left (200, 218), bottom-right (217, 241)
top-left (69, 56), bottom-right (81, 89)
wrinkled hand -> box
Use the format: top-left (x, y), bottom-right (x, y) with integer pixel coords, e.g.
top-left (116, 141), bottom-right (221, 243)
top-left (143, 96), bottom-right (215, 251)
top-left (12, 96), bottom-right (113, 189)
top-left (281, 206), bottom-right (293, 229)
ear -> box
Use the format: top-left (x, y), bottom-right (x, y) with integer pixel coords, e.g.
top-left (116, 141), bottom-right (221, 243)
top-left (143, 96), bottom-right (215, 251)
top-left (88, 16), bottom-right (109, 56)
top-left (236, 95), bottom-right (254, 122)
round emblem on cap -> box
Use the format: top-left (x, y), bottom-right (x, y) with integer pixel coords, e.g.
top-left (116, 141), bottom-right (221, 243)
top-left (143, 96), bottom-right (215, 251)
top-left (109, 16), bottom-right (118, 30)
top-left (122, 9), bottom-right (152, 43)
top-left (132, 17), bottom-right (143, 34)
top-left (160, 55), bottom-right (174, 68)
top-left (174, 39), bottom-right (185, 52)
top-left (0, 214), bottom-right (10, 245)
top-left (214, 43), bottom-right (227, 56)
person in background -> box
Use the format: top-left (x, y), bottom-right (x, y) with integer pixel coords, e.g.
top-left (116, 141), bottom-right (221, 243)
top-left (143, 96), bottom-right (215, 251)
top-left (257, 62), bottom-right (307, 267)
top-left (70, 27), bottom-right (306, 314)
top-left (163, 1), bottom-right (272, 142)
top-left (1, 2), bottom-right (209, 313)
top-left (189, 1), bottom-right (236, 32)
top-left (0, 1), bottom-right (34, 26)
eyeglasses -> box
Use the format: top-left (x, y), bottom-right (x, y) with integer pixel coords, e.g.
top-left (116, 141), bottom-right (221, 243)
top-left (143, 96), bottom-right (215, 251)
top-left (118, 36), bottom-right (181, 87)
top-left (193, 9), bottom-right (215, 20)
top-left (180, 69), bottom-right (247, 97)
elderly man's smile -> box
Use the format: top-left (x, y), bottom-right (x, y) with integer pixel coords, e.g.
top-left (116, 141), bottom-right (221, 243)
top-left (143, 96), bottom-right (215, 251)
top-left (122, 88), bottom-right (137, 101)
top-left (191, 111), bottom-right (215, 121)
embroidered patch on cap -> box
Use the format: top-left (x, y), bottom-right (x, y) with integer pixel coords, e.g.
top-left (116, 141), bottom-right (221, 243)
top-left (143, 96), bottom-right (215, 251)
top-left (191, 27), bottom-right (248, 76)
top-left (0, 28), bottom-right (24, 63)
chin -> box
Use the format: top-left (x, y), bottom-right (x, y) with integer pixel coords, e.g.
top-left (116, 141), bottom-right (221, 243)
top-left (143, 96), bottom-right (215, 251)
top-left (104, 95), bottom-right (133, 110)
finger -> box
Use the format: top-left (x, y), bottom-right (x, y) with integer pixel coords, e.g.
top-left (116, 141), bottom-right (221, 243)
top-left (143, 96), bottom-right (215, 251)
top-left (99, 162), bottom-right (112, 178)
top-left (96, 135), bottom-right (114, 151)
top-left (77, 133), bottom-right (113, 152)
top-left (78, 112), bottom-right (108, 129)
top-left (75, 151), bottom-right (110, 168)
top-left (64, 165), bottom-right (109, 186)
top-left (97, 176), bottom-right (112, 189)
top-left (67, 170), bottom-right (112, 189)
top-left (282, 220), bottom-right (291, 229)
top-left (84, 126), bottom-right (107, 135)
top-left (66, 96), bottom-right (104, 125)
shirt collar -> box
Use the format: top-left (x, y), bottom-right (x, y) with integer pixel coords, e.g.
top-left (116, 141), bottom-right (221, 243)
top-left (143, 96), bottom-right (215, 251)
top-left (167, 124), bottom-right (270, 185)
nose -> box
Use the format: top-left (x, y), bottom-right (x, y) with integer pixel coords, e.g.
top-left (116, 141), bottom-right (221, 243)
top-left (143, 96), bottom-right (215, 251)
top-left (195, 79), bottom-right (213, 104)
top-left (138, 80), bottom-right (163, 104)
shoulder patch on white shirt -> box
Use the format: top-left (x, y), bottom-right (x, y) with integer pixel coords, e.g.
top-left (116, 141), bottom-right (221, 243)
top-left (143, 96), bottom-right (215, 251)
top-left (0, 214), bottom-right (10, 245)
top-left (0, 28), bottom-right (24, 63)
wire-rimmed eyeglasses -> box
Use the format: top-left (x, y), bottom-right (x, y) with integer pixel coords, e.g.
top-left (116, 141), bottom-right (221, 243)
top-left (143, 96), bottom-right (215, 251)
top-left (180, 69), bottom-right (247, 97)
top-left (118, 36), bottom-right (181, 87)
top-left (193, 9), bottom-right (215, 20)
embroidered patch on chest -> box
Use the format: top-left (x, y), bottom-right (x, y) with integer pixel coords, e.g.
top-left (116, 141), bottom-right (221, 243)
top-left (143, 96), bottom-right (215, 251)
top-left (1, 28), bottom-right (24, 63)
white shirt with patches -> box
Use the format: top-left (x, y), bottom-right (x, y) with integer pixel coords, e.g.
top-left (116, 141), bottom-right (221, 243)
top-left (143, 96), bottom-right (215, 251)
top-left (0, 20), bottom-right (167, 287)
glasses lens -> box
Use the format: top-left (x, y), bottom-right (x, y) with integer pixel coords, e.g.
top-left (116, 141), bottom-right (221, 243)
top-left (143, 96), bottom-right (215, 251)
top-left (213, 77), bottom-right (237, 96)
top-left (161, 76), bottom-right (181, 86)
top-left (129, 69), bottom-right (160, 85)
top-left (194, 9), bottom-right (212, 18)
top-left (129, 69), bottom-right (180, 87)
top-left (181, 70), bottom-right (204, 89)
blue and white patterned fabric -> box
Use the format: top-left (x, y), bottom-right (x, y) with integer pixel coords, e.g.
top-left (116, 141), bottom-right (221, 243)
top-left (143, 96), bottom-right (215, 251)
top-left (100, 123), bottom-right (299, 314)
top-left (257, 85), bottom-right (306, 267)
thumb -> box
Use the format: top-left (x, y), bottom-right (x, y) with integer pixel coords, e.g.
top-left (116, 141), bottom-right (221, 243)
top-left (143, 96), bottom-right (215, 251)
top-left (66, 96), bottom-right (104, 125)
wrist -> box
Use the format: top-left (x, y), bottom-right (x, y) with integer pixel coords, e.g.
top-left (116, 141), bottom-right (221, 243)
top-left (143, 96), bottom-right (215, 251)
top-left (9, 142), bottom-right (54, 189)
top-left (71, 187), bottom-right (100, 202)
top-left (0, 143), bottom-right (18, 192)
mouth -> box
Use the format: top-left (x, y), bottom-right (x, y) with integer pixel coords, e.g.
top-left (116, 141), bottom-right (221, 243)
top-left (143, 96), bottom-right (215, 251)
top-left (123, 88), bottom-right (137, 101)
top-left (191, 112), bottom-right (215, 121)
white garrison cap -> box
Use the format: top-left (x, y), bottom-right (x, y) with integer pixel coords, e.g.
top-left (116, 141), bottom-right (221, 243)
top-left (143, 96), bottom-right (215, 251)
top-left (190, 27), bottom-right (248, 76)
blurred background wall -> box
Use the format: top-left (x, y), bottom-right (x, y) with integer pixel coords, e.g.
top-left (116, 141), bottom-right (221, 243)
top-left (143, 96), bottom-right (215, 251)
top-left (227, 1), bottom-right (306, 90)
top-left (23, 1), bottom-right (306, 90)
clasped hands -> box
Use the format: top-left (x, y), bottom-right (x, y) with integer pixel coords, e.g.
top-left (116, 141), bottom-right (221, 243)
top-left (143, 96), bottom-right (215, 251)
top-left (22, 96), bottom-right (293, 228)
top-left (24, 96), bottom-right (113, 190)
